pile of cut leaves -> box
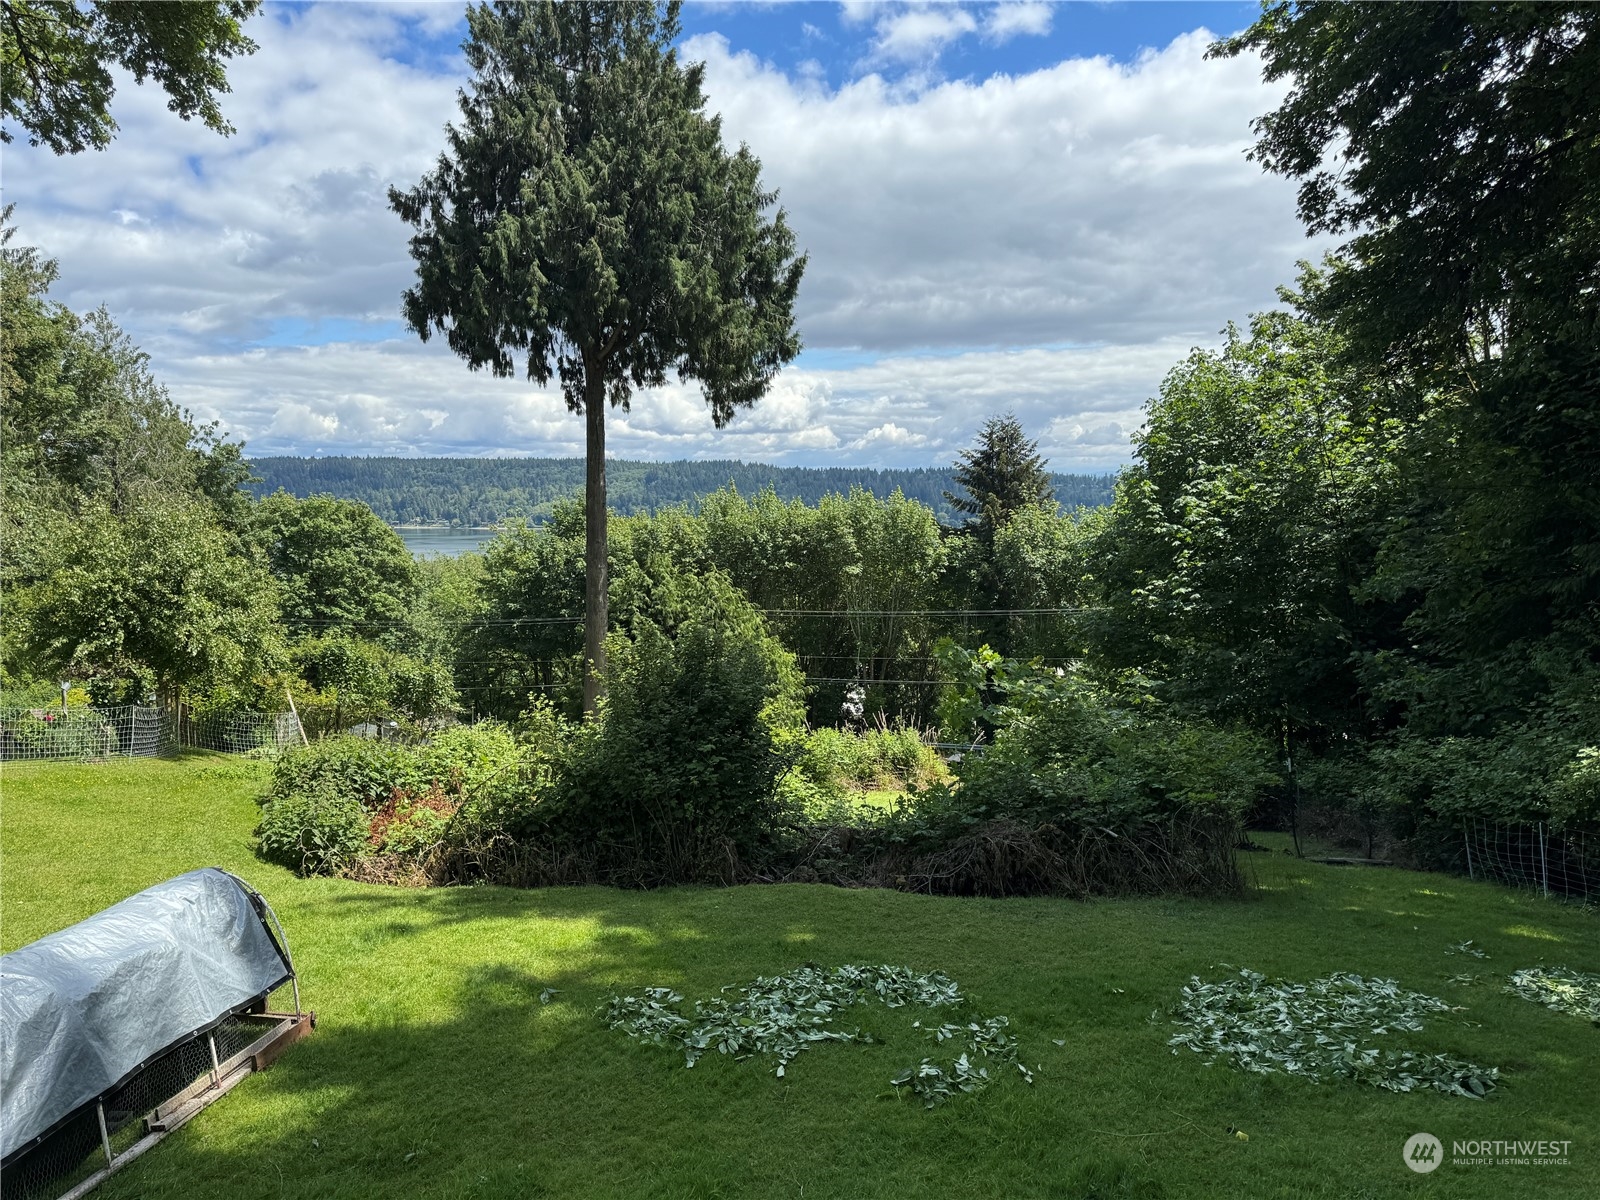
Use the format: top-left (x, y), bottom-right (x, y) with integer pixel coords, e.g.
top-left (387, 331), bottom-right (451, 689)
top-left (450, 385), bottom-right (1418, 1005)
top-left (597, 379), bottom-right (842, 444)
top-left (1504, 966), bottom-right (1600, 1025)
top-left (1168, 968), bottom-right (1498, 1099)
top-left (600, 964), bottom-right (1034, 1107)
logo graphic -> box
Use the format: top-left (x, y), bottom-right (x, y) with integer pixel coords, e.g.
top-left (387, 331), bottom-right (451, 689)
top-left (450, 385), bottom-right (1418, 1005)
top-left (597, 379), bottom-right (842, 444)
top-left (1404, 1133), bottom-right (1443, 1174)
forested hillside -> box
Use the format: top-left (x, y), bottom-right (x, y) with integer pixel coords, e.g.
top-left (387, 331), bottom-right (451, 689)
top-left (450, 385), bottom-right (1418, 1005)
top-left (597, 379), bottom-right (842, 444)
top-left (245, 456), bottom-right (1116, 526)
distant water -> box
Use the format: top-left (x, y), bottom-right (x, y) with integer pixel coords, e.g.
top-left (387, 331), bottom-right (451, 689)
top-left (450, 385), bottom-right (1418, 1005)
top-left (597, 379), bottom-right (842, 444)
top-left (395, 527), bottom-right (498, 557)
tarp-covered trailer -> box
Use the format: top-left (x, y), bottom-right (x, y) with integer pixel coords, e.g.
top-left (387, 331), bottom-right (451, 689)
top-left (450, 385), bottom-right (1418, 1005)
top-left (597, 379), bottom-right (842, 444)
top-left (1, 869), bottom-right (314, 1199)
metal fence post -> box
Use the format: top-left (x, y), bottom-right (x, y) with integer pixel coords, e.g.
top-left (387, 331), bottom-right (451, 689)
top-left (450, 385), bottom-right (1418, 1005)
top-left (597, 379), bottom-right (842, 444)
top-left (1538, 822), bottom-right (1550, 898)
top-left (97, 1100), bottom-right (114, 1168)
top-left (1463, 826), bottom-right (1474, 880)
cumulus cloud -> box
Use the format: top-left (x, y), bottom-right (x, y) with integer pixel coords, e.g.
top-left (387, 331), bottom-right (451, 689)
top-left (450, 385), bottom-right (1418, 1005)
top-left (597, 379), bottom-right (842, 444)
top-left (691, 29), bottom-right (1315, 352)
top-left (3, 3), bottom-right (1321, 470)
top-left (158, 332), bottom-right (1179, 471)
top-left (9, 3), bottom-right (460, 353)
top-left (984, 2), bottom-right (1053, 44)
top-left (866, 4), bottom-right (979, 65)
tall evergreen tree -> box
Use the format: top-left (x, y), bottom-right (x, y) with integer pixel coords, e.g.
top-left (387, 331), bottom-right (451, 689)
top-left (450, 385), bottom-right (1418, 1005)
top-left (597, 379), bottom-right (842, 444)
top-left (944, 413), bottom-right (1055, 542)
top-left (389, 0), bottom-right (805, 711)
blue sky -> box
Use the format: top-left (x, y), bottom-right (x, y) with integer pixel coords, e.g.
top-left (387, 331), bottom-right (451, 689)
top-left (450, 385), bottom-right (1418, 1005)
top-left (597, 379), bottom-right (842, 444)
top-left (7, 2), bottom-right (1318, 469)
top-left (677, 2), bottom-right (1261, 90)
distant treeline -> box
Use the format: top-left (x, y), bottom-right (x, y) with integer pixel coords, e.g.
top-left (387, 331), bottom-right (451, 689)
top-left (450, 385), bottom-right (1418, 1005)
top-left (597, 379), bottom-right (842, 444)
top-left (245, 456), bottom-right (1117, 526)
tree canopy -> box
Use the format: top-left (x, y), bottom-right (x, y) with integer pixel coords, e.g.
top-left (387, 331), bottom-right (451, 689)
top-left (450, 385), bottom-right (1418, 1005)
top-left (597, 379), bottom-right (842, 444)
top-left (15, 497), bottom-right (282, 705)
top-left (1212, 2), bottom-right (1599, 371)
top-left (1, 0), bottom-right (261, 153)
top-left (1211, 2), bottom-right (1600, 742)
top-left (249, 492), bottom-right (422, 644)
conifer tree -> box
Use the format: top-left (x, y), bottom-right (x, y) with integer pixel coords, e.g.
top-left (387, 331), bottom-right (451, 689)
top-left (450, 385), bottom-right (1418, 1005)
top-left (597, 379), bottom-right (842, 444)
top-left (390, 1), bottom-right (805, 711)
top-left (944, 413), bottom-right (1055, 542)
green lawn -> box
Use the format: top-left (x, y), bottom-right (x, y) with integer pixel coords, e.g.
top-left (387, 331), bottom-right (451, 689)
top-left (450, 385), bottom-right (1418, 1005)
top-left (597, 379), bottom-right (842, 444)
top-left (3, 754), bottom-right (1597, 1199)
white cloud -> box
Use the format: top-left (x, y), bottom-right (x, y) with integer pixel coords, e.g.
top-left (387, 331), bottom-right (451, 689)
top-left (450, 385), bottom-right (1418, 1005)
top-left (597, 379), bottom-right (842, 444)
top-left (868, 5), bottom-right (979, 65)
top-left (3, 4), bottom-right (1323, 471)
top-left (837, 1), bottom-right (879, 28)
top-left (984, 2), bottom-right (1053, 44)
top-left (690, 29), bottom-right (1317, 353)
top-left (156, 332), bottom-right (1181, 470)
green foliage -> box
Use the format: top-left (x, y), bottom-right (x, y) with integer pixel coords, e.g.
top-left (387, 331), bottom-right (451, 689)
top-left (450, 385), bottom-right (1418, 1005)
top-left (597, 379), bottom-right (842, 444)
top-left (1553, 748), bottom-right (1600, 829)
top-left (289, 633), bottom-right (456, 736)
top-left (988, 502), bottom-right (1097, 659)
top-left (255, 782), bottom-right (370, 876)
top-left (524, 573), bottom-right (803, 885)
top-left (2, 237), bottom-right (267, 703)
top-left (792, 725), bottom-right (946, 795)
top-left (11, 496), bottom-right (282, 701)
top-left (1089, 281), bottom-right (1403, 734)
top-left (261, 722), bottom-right (530, 873)
top-left (268, 735), bottom-right (425, 811)
top-left (465, 486), bottom-right (958, 726)
top-left (267, 724), bottom-right (524, 815)
top-left (935, 666), bottom-right (1276, 834)
top-left (944, 412), bottom-right (1055, 542)
top-left (457, 511), bottom-right (586, 718)
top-left (376, 802), bottom-right (453, 858)
top-left (1212, 4), bottom-right (1599, 373)
top-left (250, 491), bottom-right (421, 642)
top-left (599, 963), bottom-right (1026, 1109)
top-left (391, 0), bottom-right (807, 710)
top-left (1169, 968), bottom-right (1499, 1099)
top-left (1504, 967), bottom-right (1600, 1025)
top-left (1, 239), bottom-right (251, 537)
top-left (418, 721), bottom-right (523, 800)
top-left (389, 0), bottom-right (804, 421)
top-left (1196, 5), bottom-right (1600, 859)
top-left (1, 1), bottom-right (261, 154)
top-left (413, 552), bottom-right (486, 667)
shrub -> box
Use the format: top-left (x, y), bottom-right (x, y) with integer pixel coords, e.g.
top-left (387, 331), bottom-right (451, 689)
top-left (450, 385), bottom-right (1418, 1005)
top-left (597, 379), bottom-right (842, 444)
top-left (791, 724), bottom-right (948, 795)
top-left (518, 573), bottom-right (804, 886)
top-left (268, 736), bottom-right (424, 809)
top-left (256, 784), bottom-right (370, 875)
top-left (418, 722), bottom-right (523, 798)
top-left (260, 723), bottom-right (531, 876)
top-left (865, 663), bottom-right (1276, 896)
top-left (370, 785), bottom-right (459, 855)
top-left (1552, 748), bottom-right (1600, 828)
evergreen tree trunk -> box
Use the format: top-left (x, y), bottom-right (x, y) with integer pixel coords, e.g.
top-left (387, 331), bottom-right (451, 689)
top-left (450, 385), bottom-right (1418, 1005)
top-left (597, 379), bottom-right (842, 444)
top-left (582, 368), bottom-right (608, 714)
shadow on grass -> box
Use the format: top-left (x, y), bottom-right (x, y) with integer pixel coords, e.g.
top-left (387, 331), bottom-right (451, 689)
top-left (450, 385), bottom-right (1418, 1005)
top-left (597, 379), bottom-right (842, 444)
top-left (90, 884), bottom-right (1181, 1200)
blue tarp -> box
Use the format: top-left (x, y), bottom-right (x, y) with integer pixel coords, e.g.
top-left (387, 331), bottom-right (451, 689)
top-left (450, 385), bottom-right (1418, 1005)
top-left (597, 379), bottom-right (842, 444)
top-left (0, 868), bottom-right (292, 1160)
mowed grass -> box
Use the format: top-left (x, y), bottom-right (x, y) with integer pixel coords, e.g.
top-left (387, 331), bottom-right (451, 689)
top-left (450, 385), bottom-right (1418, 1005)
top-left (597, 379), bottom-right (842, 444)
top-left (3, 755), bottom-right (1598, 1199)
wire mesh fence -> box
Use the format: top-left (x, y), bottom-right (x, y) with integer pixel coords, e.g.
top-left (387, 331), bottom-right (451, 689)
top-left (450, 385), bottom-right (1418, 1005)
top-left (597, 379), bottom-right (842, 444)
top-left (0, 706), bottom-right (171, 762)
top-left (1, 707), bottom-right (301, 762)
top-left (1461, 818), bottom-right (1597, 900)
top-left (176, 710), bottom-right (301, 756)
top-left (1, 982), bottom-right (300, 1200)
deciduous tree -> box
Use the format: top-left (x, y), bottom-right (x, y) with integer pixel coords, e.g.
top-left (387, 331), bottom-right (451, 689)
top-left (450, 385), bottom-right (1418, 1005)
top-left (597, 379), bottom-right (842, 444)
top-left (250, 491), bottom-right (422, 644)
top-left (2, 0), bottom-right (260, 153)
